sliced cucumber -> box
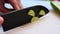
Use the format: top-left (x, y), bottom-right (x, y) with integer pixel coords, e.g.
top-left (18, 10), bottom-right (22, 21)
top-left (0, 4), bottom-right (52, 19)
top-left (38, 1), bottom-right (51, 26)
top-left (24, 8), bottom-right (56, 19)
top-left (31, 17), bottom-right (39, 23)
top-left (28, 10), bottom-right (35, 17)
top-left (39, 10), bottom-right (45, 15)
top-left (51, 1), bottom-right (60, 13)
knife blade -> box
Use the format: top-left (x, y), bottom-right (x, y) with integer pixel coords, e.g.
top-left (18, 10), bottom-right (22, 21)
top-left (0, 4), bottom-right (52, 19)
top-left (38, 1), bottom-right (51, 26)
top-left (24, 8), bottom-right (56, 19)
top-left (1, 5), bottom-right (49, 32)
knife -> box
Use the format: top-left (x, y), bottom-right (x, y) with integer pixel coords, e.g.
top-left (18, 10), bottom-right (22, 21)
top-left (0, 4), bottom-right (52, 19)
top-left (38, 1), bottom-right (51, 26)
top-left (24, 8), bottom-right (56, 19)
top-left (1, 5), bottom-right (49, 32)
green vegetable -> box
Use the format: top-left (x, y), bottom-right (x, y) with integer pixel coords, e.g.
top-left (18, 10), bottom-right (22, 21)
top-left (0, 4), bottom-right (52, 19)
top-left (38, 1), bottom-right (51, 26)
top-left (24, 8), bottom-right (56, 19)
top-left (39, 10), bottom-right (45, 15)
top-left (31, 17), bottom-right (39, 22)
top-left (28, 10), bottom-right (39, 22)
top-left (28, 10), bottom-right (35, 17)
top-left (51, 1), bottom-right (60, 13)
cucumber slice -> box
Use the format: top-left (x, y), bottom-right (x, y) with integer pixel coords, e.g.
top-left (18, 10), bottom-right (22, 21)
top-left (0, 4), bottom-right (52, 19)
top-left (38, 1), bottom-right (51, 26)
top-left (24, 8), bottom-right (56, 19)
top-left (39, 10), bottom-right (45, 15)
top-left (28, 10), bottom-right (35, 17)
top-left (31, 17), bottom-right (39, 23)
top-left (51, 2), bottom-right (60, 13)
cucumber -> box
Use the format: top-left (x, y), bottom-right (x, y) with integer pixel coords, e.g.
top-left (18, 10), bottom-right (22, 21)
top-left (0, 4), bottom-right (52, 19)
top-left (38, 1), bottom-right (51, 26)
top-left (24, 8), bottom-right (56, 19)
top-left (51, 2), bottom-right (60, 13)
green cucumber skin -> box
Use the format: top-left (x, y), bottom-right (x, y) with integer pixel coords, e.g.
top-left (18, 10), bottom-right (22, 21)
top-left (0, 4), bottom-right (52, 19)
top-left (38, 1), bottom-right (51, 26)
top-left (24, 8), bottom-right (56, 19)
top-left (51, 2), bottom-right (60, 13)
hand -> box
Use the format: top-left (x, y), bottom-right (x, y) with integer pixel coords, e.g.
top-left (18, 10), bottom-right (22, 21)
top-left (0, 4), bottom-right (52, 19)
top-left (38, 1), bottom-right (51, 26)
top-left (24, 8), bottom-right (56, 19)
top-left (0, 0), bottom-right (22, 13)
top-left (0, 0), bottom-right (23, 25)
top-left (0, 17), bottom-right (4, 25)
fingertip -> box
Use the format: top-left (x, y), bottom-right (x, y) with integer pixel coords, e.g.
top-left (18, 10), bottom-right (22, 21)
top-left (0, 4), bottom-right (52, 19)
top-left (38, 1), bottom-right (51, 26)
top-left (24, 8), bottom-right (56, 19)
top-left (0, 17), bottom-right (4, 25)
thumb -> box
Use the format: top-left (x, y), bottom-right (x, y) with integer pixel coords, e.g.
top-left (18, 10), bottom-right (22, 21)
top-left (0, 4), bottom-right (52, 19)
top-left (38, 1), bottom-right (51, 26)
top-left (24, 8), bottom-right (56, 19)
top-left (0, 17), bottom-right (4, 25)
